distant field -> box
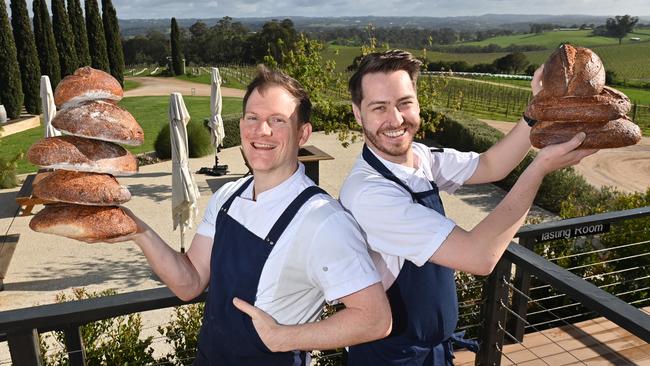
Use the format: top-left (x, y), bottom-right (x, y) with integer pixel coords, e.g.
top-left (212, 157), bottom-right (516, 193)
top-left (322, 40), bottom-right (650, 81)
top-left (457, 30), bottom-right (637, 49)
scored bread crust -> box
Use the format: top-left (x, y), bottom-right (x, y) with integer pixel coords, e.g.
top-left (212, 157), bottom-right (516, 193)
top-left (526, 86), bottom-right (631, 122)
top-left (29, 204), bottom-right (137, 240)
top-left (27, 136), bottom-right (138, 176)
top-left (530, 118), bottom-right (641, 149)
top-left (539, 44), bottom-right (605, 98)
top-left (33, 170), bottom-right (131, 205)
top-left (54, 66), bottom-right (123, 108)
top-left (52, 100), bottom-right (144, 146)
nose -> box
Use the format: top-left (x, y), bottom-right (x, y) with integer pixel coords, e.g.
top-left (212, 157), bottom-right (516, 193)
top-left (255, 119), bottom-right (273, 136)
top-left (387, 106), bottom-right (404, 127)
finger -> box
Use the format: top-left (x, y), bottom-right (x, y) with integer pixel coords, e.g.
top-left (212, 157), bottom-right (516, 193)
top-left (233, 297), bottom-right (258, 318)
top-left (557, 132), bottom-right (586, 152)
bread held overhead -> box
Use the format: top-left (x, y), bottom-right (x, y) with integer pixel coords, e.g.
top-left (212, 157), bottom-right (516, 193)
top-left (54, 66), bottom-right (123, 108)
top-left (27, 136), bottom-right (138, 175)
top-left (52, 100), bottom-right (144, 146)
top-left (527, 44), bottom-right (641, 149)
top-left (30, 204), bottom-right (137, 240)
top-left (33, 170), bottom-right (131, 205)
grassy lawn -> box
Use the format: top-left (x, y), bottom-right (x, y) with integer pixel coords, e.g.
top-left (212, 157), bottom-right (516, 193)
top-left (3, 96), bottom-right (243, 175)
top-left (123, 79), bottom-right (141, 91)
top-left (176, 73), bottom-right (248, 90)
top-left (457, 30), bottom-right (623, 49)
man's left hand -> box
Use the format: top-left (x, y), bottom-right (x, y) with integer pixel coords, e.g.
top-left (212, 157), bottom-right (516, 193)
top-left (233, 297), bottom-right (288, 352)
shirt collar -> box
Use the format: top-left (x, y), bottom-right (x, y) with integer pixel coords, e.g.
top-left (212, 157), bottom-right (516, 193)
top-left (242, 163), bottom-right (306, 202)
top-left (365, 144), bottom-right (422, 181)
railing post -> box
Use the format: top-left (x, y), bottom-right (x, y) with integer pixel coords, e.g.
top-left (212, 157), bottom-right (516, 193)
top-left (506, 236), bottom-right (535, 342)
top-left (8, 329), bottom-right (43, 366)
top-left (64, 324), bottom-right (86, 366)
top-left (476, 258), bottom-right (512, 366)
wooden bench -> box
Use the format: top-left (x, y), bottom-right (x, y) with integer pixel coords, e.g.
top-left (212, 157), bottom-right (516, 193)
top-left (15, 171), bottom-right (53, 216)
top-left (240, 145), bottom-right (334, 185)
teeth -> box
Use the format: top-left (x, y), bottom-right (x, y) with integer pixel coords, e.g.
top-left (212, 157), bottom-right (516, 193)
top-left (252, 142), bottom-right (275, 149)
top-left (383, 129), bottom-right (406, 138)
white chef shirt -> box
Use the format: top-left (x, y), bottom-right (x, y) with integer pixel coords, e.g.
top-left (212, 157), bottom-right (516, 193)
top-left (339, 143), bottom-right (480, 290)
top-left (196, 163), bottom-right (380, 325)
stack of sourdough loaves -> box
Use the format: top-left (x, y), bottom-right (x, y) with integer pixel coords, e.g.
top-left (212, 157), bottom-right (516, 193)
top-left (27, 67), bottom-right (143, 241)
top-left (526, 44), bottom-right (642, 149)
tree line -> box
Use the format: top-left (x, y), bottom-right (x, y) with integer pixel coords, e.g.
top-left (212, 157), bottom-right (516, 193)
top-left (0, 0), bottom-right (124, 119)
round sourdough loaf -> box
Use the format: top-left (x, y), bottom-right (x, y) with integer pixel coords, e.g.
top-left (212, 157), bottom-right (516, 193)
top-left (525, 86), bottom-right (631, 122)
top-left (30, 204), bottom-right (137, 240)
top-left (27, 136), bottom-right (138, 175)
top-left (52, 100), bottom-right (144, 146)
top-left (530, 118), bottom-right (641, 149)
top-left (540, 44), bottom-right (606, 98)
top-left (54, 67), bottom-right (123, 108)
top-left (33, 170), bottom-right (131, 205)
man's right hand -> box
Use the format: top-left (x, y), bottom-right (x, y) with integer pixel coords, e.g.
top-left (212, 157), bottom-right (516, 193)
top-left (530, 132), bottom-right (598, 175)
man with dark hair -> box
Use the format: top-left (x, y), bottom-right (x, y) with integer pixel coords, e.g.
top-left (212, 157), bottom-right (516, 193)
top-left (101, 65), bottom-right (391, 365)
top-left (340, 50), bottom-right (596, 365)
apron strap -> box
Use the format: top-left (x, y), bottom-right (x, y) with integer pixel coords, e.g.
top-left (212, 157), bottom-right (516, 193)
top-left (220, 177), bottom-right (254, 214)
top-left (264, 186), bottom-right (328, 245)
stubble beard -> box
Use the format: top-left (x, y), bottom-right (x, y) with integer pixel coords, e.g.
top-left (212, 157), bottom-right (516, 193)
top-left (362, 120), bottom-right (418, 159)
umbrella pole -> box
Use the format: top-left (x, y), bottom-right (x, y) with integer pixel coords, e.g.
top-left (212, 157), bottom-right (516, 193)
top-left (180, 227), bottom-right (186, 254)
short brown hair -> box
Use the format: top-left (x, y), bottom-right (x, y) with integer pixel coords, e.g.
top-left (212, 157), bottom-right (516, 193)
top-left (242, 64), bottom-right (312, 124)
top-left (348, 49), bottom-right (422, 106)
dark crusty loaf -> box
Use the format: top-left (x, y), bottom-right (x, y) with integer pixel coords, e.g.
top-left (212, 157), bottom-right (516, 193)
top-left (33, 170), bottom-right (131, 205)
top-left (539, 44), bottom-right (605, 98)
top-left (52, 100), bottom-right (144, 146)
top-left (54, 67), bottom-right (123, 108)
top-left (30, 204), bottom-right (137, 240)
top-left (27, 136), bottom-right (138, 175)
top-left (530, 119), bottom-right (641, 149)
top-left (526, 86), bottom-right (631, 122)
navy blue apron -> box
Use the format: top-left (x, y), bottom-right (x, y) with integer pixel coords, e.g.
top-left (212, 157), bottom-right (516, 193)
top-left (348, 145), bottom-right (478, 366)
top-left (194, 177), bottom-right (327, 365)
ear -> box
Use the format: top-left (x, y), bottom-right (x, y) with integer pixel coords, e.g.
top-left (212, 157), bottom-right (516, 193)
top-left (298, 122), bottom-right (312, 146)
top-left (352, 103), bottom-right (363, 127)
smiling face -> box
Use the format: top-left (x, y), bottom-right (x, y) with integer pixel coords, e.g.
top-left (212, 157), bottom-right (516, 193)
top-left (353, 70), bottom-right (420, 165)
top-left (240, 85), bottom-right (311, 181)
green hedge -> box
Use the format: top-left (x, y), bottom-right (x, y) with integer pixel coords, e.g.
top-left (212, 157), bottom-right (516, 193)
top-left (154, 119), bottom-right (214, 160)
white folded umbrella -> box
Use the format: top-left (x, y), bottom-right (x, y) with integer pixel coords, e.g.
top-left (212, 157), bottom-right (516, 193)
top-left (209, 67), bottom-right (226, 149)
top-left (40, 76), bottom-right (61, 138)
top-left (169, 92), bottom-right (200, 253)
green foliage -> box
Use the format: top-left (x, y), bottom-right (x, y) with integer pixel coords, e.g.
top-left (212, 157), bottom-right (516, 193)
top-left (154, 119), bottom-right (214, 160)
top-left (10, 0), bottom-right (41, 115)
top-left (102, 0), bottom-right (124, 85)
top-left (51, 0), bottom-right (79, 77)
top-left (0, 152), bottom-right (22, 189)
top-left (157, 303), bottom-right (204, 365)
top-left (84, 0), bottom-right (109, 72)
top-left (41, 288), bottom-right (156, 365)
top-left (0, 0), bottom-right (24, 119)
top-left (604, 15), bottom-right (639, 44)
top-left (170, 18), bottom-right (184, 76)
top-left (32, 0), bottom-right (61, 88)
top-left (67, 0), bottom-right (91, 66)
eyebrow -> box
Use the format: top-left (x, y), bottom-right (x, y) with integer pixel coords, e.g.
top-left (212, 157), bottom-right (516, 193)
top-left (366, 95), bottom-right (416, 107)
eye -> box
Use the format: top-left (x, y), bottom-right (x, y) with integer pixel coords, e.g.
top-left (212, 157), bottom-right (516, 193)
top-left (269, 116), bottom-right (287, 125)
top-left (372, 105), bottom-right (386, 112)
top-left (244, 115), bottom-right (257, 122)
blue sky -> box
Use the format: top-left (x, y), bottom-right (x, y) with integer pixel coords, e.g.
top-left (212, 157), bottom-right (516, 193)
top-left (20, 0), bottom-right (650, 19)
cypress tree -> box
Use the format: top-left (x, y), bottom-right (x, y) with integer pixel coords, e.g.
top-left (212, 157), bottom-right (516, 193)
top-left (33, 0), bottom-right (61, 87)
top-left (68, 0), bottom-right (91, 66)
top-left (102, 0), bottom-right (124, 85)
top-left (0, 0), bottom-right (24, 119)
top-left (84, 0), bottom-right (109, 71)
top-left (51, 0), bottom-right (79, 77)
top-left (170, 17), bottom-right (183, 76)
top-left (10, 0), bottom-right (41, 115)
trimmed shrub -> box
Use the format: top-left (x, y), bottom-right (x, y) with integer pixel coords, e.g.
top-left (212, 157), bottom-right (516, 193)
top-left (0, 153), bottom-right (22, 189)
top-left (157, 303), bottom-right (204, 365)
top-left (0, 0), bottom-right (24, 119)
top-left (51, 0), bottom-right (79, 77)
top-left (10, 0), bottom-right (41, 115)
top-left (154, 119), bottom-right (214, 160)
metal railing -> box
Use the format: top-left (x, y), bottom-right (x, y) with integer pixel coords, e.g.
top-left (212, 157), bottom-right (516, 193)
top-left (1, 207), bottom-right (649, 365)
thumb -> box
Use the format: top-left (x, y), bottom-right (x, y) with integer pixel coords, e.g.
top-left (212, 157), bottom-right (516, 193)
top-left (233, 297), bottom-right (258, 318)
top-left (561, 132), bottom-right (586, 151)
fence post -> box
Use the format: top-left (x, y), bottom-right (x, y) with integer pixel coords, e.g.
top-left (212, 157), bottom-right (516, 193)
top-left (64, 324), bottom-right (87, 366)
top-left (476, 258), bottom-right (512, 366)
top-left (8, 329), bottom-right (43, 365)
top-left (506, 236), bottom-right (535, 342)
